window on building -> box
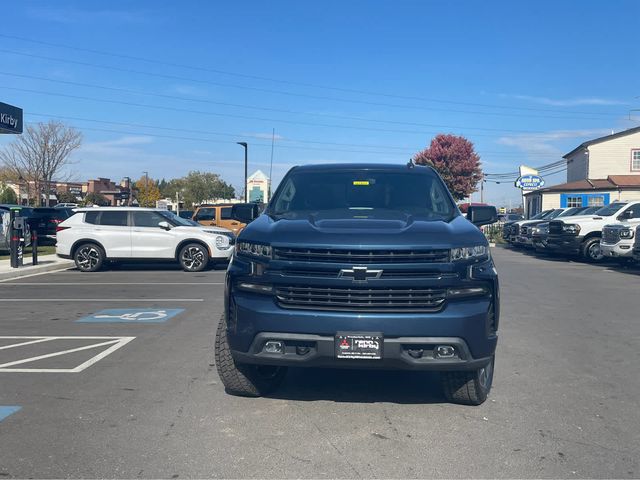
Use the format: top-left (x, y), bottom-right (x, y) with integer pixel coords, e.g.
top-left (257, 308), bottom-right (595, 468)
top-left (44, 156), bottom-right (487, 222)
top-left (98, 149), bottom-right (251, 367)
top-left (566, 196), bottom-right (583, 207)
top-left (632, 150), bottom-right (640, 172)
top-left (587, 196), bottom-right (605, 207)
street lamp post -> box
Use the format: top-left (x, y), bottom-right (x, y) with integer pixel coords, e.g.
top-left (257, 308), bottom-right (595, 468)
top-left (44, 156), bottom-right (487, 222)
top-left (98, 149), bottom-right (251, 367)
top-left (237, 142), bottom-right (248, 203)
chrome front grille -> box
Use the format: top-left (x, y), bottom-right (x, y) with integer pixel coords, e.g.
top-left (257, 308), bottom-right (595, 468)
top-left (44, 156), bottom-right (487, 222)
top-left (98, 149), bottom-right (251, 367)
top-left (602, 227), bottom-right (621, 245)
top-left (280, 268), bottom-right (458, 280)
top-left (275, 285), bottom-right (447, 312)
top-left (272, 247), bottom-right (450, 264)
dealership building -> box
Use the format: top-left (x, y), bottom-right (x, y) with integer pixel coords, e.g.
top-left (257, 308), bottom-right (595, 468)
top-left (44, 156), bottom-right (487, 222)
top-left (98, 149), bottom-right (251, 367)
top-left (524, 126), bottom-right (640, 215)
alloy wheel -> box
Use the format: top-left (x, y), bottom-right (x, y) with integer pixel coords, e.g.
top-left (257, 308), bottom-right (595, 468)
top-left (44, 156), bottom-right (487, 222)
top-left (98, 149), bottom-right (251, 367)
top-left (76, 246), bottom-right (100, 271)
top-left (181, 246), bottom-right (205, 270)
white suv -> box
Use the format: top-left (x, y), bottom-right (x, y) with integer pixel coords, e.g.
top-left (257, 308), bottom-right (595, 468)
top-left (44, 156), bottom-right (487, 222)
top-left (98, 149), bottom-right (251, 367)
top-left (56, 208), bottom-right (234, 272)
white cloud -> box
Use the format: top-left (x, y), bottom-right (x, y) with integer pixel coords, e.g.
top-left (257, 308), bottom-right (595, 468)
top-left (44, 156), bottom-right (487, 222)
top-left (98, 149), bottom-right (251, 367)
top-left (496, 129), bottom-right (610, 158)
top-left (500, 94), bottom-right (628, 107)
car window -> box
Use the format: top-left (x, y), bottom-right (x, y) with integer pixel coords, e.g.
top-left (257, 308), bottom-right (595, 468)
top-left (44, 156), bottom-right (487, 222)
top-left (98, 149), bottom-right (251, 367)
top-left (195, 207), bottom-right (215, 221)
top-left (84, 211), bottom-right (99, 224)
top-left (626, 204), bottom-right (640, 219)
top-left (221, 207), bottom-right (232, 220)
top-left (132, 211), bottom-right (168, 227)
top-left (98, 211), bottom-right (129, 226)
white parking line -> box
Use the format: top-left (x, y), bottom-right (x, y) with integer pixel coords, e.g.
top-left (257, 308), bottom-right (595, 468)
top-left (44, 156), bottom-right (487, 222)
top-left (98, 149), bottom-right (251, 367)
top-left (0, 336), bottom-right (135, 373)
top-left (0, 298), bottom-right (204, 302)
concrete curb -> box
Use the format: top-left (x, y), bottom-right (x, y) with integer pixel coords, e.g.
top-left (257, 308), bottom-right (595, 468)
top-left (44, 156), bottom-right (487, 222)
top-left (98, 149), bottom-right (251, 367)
top-left (0, 257), bottom-right (74, 282)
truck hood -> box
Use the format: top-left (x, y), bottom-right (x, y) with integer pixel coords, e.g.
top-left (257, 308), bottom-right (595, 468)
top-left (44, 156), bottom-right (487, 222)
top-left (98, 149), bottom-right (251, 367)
top-left (553, 214), bottom-right (612, 224)
top-left (240, 211), bottom-right (487, 248)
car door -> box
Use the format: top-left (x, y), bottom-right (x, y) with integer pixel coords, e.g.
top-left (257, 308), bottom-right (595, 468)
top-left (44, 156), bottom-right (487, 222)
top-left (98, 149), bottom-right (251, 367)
top-left (218, 206), bottom-right (244, 234)
top-left (622, 203), bottom-right (640, 227)
top-left (193, 207), bottom-right (216, 227)
top-left (96, 210), bottom-right (132, 258)
top-left (131, 211), bottom-right (175, 258)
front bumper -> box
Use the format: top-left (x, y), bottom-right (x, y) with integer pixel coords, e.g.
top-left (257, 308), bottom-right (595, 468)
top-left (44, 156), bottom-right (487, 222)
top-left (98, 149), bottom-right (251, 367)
top-left (601, 241), bottom-right (635, 258)
top-left (546, 234), bottom-right (583, 254)
top-left (231, 332), bottom-right (493, 371)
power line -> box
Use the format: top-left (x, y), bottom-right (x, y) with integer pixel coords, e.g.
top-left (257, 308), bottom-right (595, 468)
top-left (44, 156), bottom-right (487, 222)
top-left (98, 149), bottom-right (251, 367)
top-left (1, 72), bottom-right (584, 135)
top-left (0, 33), bottom-right (626, 117)
top-left (8, 86), bottom-right (585, 139)
top-left (0, 48), bottom-right (621, 122)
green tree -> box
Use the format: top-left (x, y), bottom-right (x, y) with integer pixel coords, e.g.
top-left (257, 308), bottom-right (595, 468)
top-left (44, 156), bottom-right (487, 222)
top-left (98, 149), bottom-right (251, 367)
top-left (84, 192), bottom-right (110, 206)
top-left (56, 191), bottom-right (78, 204)
top-left (181, 171), bottom-right (236, 207)
top-left (134, 175), bottom-right (162, 207)
top-left (0, 185), bottom-right (18, 204)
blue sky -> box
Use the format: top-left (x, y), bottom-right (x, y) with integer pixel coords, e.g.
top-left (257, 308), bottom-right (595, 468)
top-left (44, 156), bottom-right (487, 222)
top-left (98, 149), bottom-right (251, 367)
top-left (1, 0), bottom-right (638, 205)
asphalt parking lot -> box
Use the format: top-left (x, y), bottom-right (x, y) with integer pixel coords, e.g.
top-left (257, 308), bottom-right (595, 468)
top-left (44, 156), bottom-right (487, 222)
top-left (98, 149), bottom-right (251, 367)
top-left (0, 248), bottom-right (639, 478)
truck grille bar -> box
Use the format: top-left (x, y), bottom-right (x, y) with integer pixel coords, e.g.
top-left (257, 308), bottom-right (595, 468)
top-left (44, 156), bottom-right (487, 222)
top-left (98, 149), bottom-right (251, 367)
top-left (272, 247), bottom-right (450, 264)
top-left (602, 227), bottom-right (621, 245)
top-left (275, 285), bottom-right (447, 312)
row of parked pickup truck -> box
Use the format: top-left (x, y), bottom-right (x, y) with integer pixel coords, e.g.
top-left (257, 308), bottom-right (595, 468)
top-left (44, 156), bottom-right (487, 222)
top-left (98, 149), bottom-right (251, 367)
top-left (502, 200), bottom-right (640, 263)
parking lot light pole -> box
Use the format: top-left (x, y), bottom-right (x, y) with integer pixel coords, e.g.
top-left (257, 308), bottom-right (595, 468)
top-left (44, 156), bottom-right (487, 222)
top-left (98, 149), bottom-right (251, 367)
top-left (237, 142), bottom-right (248, 202)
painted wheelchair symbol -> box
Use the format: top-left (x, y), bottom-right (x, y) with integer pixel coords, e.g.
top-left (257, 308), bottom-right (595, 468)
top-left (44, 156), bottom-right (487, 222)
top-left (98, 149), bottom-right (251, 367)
top-left (93, 310), bottom-right (169, 322)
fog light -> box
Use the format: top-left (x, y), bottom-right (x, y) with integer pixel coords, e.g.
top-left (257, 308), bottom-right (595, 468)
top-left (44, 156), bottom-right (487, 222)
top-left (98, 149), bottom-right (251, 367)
top-left (435, 345), bottom-right (456, 358)
top-left (263, 340), bottom-right (285, 354)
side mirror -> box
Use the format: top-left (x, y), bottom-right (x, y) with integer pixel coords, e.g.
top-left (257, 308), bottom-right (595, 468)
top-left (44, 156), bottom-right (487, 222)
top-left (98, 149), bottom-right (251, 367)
top-left (158, 221), bottom-right (172, 230)
top-left (231, 203), bottom-right (259, 224)
top-left (467, 206), bottom-right (498, 227)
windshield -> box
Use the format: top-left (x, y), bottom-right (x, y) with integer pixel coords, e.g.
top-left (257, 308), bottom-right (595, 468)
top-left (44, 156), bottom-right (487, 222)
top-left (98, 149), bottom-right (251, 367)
top-left (580, 206), bottom-right (601, 214)
top-left (530, 210), bottom-right (551, 220)
top-left (594, 203), bottom-right (627, 216)
top-left (269, 169), bottom-right (456, 220)
top-left (159, 210), bottom-right (196, 227)
top-left (558, 207), bottom-right (584, 217)
top-left (546, 209), bottom-right (566, 219)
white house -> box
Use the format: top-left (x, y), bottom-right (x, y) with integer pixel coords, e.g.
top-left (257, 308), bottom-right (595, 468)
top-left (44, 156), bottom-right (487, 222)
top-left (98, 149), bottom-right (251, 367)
top-left (525, 126), bottom-right (640, 214)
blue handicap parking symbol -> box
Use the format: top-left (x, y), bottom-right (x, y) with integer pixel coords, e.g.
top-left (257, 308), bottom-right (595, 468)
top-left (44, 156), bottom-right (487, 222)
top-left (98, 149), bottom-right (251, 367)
top-left (0, 406), bottom-right (21, 422)
top-left (77, 308), bottom-right (185, 323)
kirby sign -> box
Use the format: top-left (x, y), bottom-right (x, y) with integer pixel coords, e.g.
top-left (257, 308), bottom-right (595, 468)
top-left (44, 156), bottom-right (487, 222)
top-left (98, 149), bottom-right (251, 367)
top-left (515, 174), bottom-right (545, 190)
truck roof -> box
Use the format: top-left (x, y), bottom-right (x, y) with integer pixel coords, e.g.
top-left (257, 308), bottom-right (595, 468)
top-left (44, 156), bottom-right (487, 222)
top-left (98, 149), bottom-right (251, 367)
top-left (292, 163), bottom-right (435, 173)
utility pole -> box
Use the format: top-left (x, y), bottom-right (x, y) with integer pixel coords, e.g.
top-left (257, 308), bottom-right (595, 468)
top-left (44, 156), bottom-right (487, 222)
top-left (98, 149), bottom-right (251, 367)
top-left (236, 142), bottom-right (248, 202)
top-left (143, 171), bottom-right (149, 207)
top-left (480, 179), bottom-right (484, 203)
top-left (269, 128), bottom-right (275, 202)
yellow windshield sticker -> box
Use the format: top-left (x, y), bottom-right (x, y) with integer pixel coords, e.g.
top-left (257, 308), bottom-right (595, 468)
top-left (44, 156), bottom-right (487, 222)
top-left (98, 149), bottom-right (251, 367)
top-left (353, 180), bottom-right (370, 186)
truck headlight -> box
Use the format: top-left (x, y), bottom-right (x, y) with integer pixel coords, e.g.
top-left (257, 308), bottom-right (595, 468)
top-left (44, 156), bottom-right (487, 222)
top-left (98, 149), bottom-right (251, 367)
top-left (237, 241), bottom-right (272, 259)
top-left (451, 245), bottom-right (488, 261)
top-left (562, 224), bottom-right (581, 235)
top-left (620, 229), bottom-right (635, 239)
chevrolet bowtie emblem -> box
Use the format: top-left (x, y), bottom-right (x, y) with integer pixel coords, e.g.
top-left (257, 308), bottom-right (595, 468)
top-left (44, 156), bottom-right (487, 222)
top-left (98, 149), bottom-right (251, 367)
top-left (338, 266), bottom-right (383, 282)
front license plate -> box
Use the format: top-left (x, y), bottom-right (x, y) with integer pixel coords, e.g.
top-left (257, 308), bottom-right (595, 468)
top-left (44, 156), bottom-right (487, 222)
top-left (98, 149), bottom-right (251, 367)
top-left (335, 333), bottom-right (383, 360)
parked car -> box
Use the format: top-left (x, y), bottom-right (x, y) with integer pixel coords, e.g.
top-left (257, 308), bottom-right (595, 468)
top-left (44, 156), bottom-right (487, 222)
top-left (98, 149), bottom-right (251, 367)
top-left (531, 207), bottom-right (601, 252)
top-left (508, 209), bottom-right (565, 246)
top-left (176, 210), bottom-right (194, 220)
top-left (192, 203), bottom-right (247, 234)
top-left (503, 209), bottom-right (553, 244)
top-left (498, 213), bottom-right (524, 223)
top-left (215, 163), bottom-right (499, 405)
top-left (546, 201), bottom-right (640, 262)
top-left (56, 207), bottom-right (235, 272)
top-left (600, 209), bottom-right (640, 261)
top-left (633, 225), bottom-right (640, 262)
top-left (27, 207), bottom-right (76, 244)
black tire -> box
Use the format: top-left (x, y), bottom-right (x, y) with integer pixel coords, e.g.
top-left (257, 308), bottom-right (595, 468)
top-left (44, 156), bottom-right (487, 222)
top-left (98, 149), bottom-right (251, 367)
top-left (582, 237), bottom-right (603, 263)
top-left (214, 313), bottom-right (287, 397)
top-left (73, 242), bottom-right (105, 272)
top-left (178, 243), bottom-right (209, 272)
top-left (441, 356), bottom-right (494, 406)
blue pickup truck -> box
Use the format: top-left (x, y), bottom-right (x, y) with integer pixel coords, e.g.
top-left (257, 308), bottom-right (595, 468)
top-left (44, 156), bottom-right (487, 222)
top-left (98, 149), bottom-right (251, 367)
top-left (215, 163), bottom-right (499, 405)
